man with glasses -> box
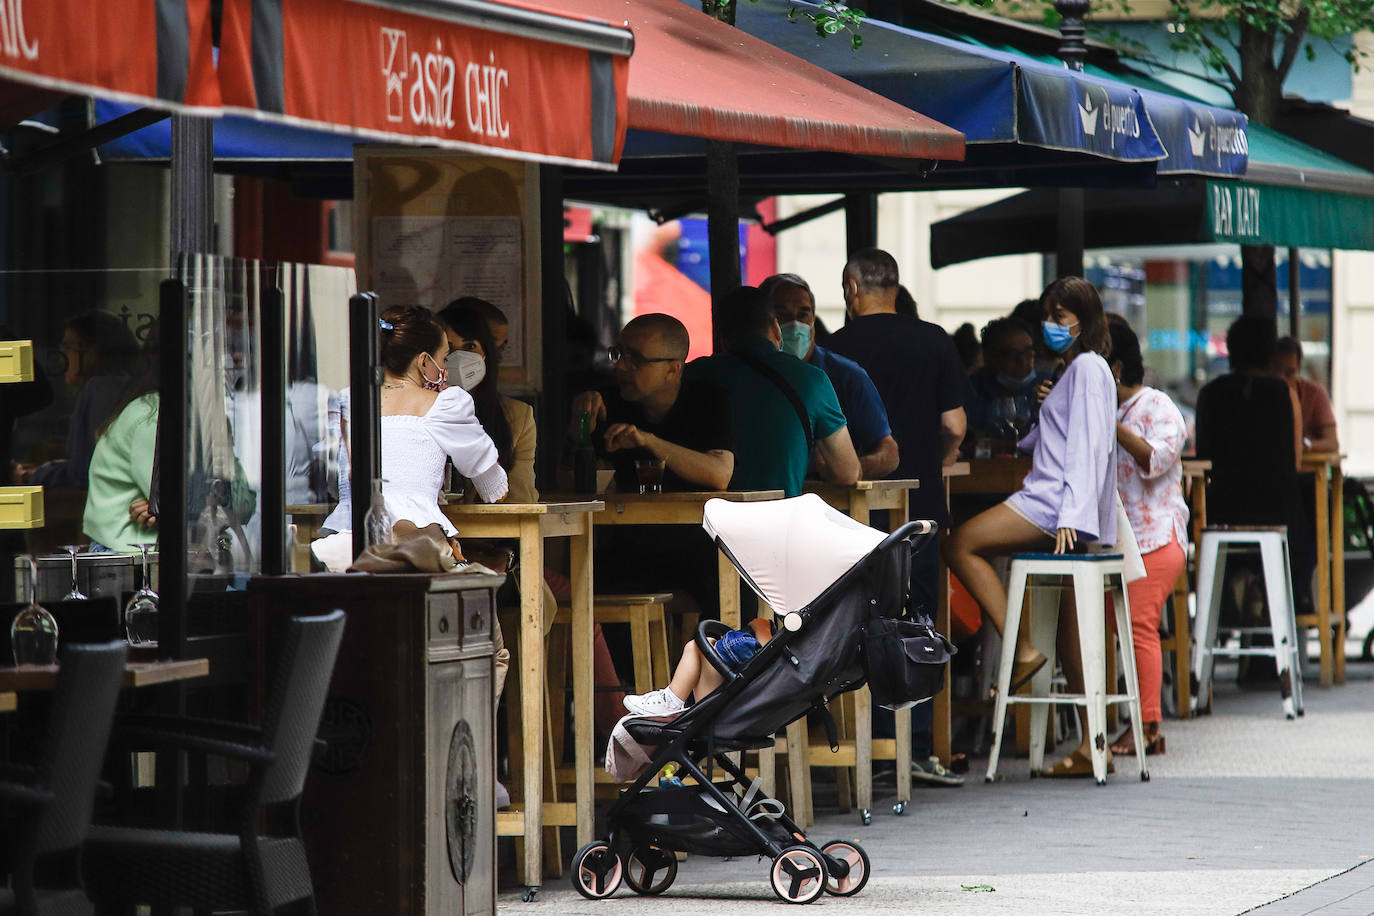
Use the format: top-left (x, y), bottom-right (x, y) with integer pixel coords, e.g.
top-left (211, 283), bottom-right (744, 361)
top-left (569, 313), bottom-right (734, 492)
top-left (762, 272), bottom-right (899, 481)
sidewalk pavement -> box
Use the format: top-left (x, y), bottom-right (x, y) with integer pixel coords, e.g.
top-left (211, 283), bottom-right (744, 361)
top-left (499, 660), bottom-right (1374, 914)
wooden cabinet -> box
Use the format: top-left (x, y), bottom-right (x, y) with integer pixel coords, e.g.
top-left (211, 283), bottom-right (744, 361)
top-left (249, 571), bottom-right (503, 916)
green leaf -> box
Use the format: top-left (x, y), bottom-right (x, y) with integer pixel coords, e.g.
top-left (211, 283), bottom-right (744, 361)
top-left (851, 32), bottom-right (864, 50)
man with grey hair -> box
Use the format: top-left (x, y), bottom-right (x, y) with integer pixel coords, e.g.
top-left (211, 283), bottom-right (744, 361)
top-left (762, 273), bottom-right (899, 480)
top-left (828, 248), bottom-right (968, 787)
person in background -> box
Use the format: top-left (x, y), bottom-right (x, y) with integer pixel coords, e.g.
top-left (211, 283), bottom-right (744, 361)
top-left (895, 284), bottom-right (919, 319)
top-left (944, 276), bottom-right (1119, 777)
top-left (1011, 296), bottom-right (1062, 379)
top-left (952, 322), bottom-right (982, 373)
top-left (84, 328), bottom-right (161, 553)
top-left (1108, 320), bottom-right (1188, 758)
top-left (688, 286), bottom-right (859, 497)
top-left (821, 250), bottom-right (966, 785)
top-left (762, 272), bottom-right (899, 481)
top-left (964, 317), bottom-right (1048, 448)
top-left (1196, 317), bottom-right (1313, 619)
top-left (1274, 336), bottom-right (1339, 453)
top-left (23, 311), bottom-right (139, 490)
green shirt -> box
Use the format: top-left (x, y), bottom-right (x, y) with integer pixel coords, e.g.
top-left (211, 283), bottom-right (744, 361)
top-left (687, 335), bottom-right (847, 497)
top-left (83, 393), bottom-right (158, 552)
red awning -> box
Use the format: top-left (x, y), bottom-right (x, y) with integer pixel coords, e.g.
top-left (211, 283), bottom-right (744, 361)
top-left (217, 0), bottom-right (634, 170)
top-left (0, 0), bottom-right (219, 114)
top-left (532, 0), bottom-right (964, 162)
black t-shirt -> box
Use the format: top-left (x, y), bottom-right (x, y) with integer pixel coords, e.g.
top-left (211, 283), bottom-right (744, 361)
top-left (1195, 373), bottom-right (1300, 528)
top-left (596, 378), bottom-right (733, 492)
top-left (827, 313), bottom-right (966, 522)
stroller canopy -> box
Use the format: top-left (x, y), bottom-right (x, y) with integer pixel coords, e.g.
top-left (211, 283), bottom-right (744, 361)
top-left (703, 494), bottom-right (887, 617)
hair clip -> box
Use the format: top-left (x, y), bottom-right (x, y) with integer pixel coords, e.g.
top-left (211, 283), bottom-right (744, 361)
top-left (378, 318), bottom-right (394, 331)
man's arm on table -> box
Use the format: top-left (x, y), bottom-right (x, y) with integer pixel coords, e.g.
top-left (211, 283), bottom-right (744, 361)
top-left (604, 423), bottom-right (734, 490)
top-left (858, 435), bottom-right (899, 480)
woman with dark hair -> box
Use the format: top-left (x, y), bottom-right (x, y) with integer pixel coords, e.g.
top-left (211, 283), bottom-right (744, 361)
top-left (944, 276), bottom-right (1119, 775)
top-left (435, 298), bottom-right (531, 502)
top-left (1108, 320), bottom-right (1187, 757)
top-left (24, 310), bottom-right (141, 490)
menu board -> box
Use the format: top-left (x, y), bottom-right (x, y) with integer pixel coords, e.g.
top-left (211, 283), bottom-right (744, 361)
top-left (354, 151), bottom-right (540, 389)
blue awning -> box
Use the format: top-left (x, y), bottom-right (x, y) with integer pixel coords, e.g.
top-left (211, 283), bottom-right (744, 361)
top-left (726, 0), bottom-right (1246, 178)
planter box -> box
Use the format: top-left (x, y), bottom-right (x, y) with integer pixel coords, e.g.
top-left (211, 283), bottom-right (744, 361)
top-left (0, 486), bottom-right (43, 529)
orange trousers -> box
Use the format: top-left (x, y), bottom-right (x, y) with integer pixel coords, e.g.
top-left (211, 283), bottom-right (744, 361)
top-left (1127, 531), bottom-right (1186, 723)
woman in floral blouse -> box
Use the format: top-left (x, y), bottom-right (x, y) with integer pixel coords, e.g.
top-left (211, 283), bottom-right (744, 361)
top-left (1108, 319), bottom-right (1188, 757)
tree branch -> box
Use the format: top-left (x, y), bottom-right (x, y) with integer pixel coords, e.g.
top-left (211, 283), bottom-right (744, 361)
top-left (1196, 29), bottom-right (1242, 89)
top-left (1274, 5), bottom-right (1312, 86)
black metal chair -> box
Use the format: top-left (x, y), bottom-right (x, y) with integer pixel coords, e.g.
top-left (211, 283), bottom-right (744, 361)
top-left (83, 610), bottom-right (345, 915)
top-left (0, 641), bottom-right (129, 916)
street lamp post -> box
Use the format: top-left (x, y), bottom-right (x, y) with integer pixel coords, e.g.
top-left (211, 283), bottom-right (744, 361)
top-left (1055, 0), bottom-right (1091, 72)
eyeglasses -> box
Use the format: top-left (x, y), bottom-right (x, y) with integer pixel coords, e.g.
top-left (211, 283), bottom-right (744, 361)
top-left (609, 345), bottom-right (677, 369)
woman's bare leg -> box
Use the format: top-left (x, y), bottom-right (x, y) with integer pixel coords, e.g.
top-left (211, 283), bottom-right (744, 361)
top-left (944, 504), bottom-right (1054, 665)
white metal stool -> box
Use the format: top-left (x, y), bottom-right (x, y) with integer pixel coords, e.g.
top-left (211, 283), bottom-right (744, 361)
top-left (1192, 526), bottom-right (1305, 719)
top-left (985, 553), bottom-right (1148, 786)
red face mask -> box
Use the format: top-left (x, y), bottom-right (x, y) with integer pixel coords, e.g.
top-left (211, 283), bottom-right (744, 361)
top-left (419, 354), bottom-right (447, 391)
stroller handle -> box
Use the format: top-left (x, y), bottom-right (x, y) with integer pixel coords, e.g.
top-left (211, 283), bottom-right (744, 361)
top-left (877, 519), bottom-right (939, 554)
top-left (694, 619), bottom-right (740, 683)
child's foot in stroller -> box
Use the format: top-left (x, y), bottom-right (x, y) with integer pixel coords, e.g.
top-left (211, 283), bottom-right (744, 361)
top-left (911, 756), bottom-right (965, 787)
top-left (623, 687), bottom-right (686, 717)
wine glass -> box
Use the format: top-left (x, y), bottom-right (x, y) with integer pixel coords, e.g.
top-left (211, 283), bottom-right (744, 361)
top-left (124, 544), bottom-right (159, 647)
top-left (60, 544), bottom-right (87, 600)
top-left (11, 555), bottom-right (58, 666)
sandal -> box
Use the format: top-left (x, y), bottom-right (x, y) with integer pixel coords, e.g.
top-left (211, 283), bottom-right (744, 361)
top-left (1110, 726), bottom-right (1167, 757)
top-left (1039, 747), bottom-right (1114, 778)
top-left (1007, 651), bottom-right (1049, 694)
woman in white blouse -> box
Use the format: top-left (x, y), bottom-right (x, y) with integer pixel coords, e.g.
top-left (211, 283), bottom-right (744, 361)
top-left (1108, 319), bottom-right (1188, 757)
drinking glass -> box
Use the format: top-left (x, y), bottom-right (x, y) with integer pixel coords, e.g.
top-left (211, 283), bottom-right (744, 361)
top-left (124, 544), bottom-right (159, 647)
top-left (11, 555), bottom-right (58, 666)
top-left (635, 457), bottom-right (666, 494)
top-left (61, 544), bottom-right (87, 600)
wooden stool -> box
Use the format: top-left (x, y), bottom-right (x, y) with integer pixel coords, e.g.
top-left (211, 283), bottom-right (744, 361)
top-left (552, 593), bottom-right (673, 696)
top-left (986, 553), bottom-right (1149, 786)
top-left (1193, 526), bottom-right (1304, 719)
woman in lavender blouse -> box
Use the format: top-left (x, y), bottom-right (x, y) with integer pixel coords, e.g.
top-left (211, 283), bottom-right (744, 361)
top-left (945, 277), bottom-right (1119, 775)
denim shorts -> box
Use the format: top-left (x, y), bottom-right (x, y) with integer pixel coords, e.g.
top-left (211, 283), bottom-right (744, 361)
top-left (715, 628), bottom-right (762, 670)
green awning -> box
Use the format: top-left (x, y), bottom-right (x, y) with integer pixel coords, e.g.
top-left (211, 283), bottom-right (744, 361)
top-left (1204, 180), bottom-right (1374, 249)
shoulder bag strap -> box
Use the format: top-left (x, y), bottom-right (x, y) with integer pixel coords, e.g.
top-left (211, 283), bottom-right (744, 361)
top-left (732, 347), bottom-right (815, 452)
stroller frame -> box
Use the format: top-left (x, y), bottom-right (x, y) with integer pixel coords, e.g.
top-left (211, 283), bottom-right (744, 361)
top-left (574, 518), bottom-right (938, 904)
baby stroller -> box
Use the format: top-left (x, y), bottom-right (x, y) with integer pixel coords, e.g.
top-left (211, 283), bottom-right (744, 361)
top-left (573, 494), bottom-right (942, 904)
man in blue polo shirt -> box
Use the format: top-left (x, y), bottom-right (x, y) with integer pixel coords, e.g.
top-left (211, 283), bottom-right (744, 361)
top-left (762, 273), bottom-right (899, 480)
top-left (687, 286), bottom-right (860, 497)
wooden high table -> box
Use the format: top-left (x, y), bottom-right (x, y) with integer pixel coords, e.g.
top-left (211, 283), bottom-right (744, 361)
top-left (440, 500), bottom-right (600, 889)
top-left (1300, 452), bottom-right (1347, 687)
top-left (803, 479), bottom-right (920, 824)
top-left (0, 658), bottom-right (209, 691)
top-left (0, 691), bottom-right (16, 712)
top-left (589, 489), bottom-right (785, 629)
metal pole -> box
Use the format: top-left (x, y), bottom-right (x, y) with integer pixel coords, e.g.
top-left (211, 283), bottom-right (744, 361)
top-left (707, 139), bottom-right (741, 351)
top-left (260, 280), bottom-right (286, 575)
top-left (349, 293), bottom-right (381, 561)
top-left (156, 276), bottom-right (188, 656)
top-left (1287, 247), bottom-right (1302, 338)
top-left (540, 165), bottom-right (567, 488)
top-left (845, 194), bottom-right (878, 255)
top-left (170, 116), bottom-right (214, 257)
top-left (1054, 0), bottom-right (1092, 72)
top-left (1054, 1), bottom-right (1090, 278)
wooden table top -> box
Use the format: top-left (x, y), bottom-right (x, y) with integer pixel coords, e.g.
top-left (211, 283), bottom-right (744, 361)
top-left (1302, 451), bottom-right (1346, 468)
top-left (0, 657), bottom-right (209, 692)
top-left (285, 503), bottom-right (332, 516)
top-left (0, 691), bottom-right (14, 712)
top-left (442, 500), bottom-right (604, 516)
top-left (577, 490), bottom-right (784, 526)
top-left (944, 462), bottom-right (971, 479)
top-left (1181, 458), bottom-right (1212, 476)
top-left (806, 478), bottom-right (920, 494)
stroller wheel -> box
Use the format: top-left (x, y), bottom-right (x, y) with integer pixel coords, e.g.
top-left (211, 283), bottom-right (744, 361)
top-left (571, 841), bottom-right (623, 900)
top-left (624, 845), bottom-right (678, 895)
top-left (821, 840), bottom-right (871, 896)
top-left (770, 845), bottom-right (828, 904)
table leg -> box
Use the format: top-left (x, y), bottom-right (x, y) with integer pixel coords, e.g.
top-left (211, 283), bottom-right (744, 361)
top-left (1172, 569), bottom-right (1192, 719)
top-left (518, 519), bottom-right (544, 888)
top-left (1314, 470), bottom-right (1332, 687)
top-left (1334, 466), bottom-right (1346, 684)
top-left (569, 519), bottom-right (594, 849)
top-left (718, 549), bottom-right (741, 629)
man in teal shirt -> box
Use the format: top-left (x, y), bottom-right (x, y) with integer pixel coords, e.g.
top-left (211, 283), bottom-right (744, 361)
top-left (688, 286), bottom-right (860, 497)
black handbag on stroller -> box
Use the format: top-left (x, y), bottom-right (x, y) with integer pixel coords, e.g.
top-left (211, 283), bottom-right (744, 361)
top-left (573, 494), bottom-right (944, 904)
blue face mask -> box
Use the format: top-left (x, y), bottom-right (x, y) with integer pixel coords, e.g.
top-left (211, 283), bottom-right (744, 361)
top-left (1042, 320), bottom-right (1079, 354)
top-left (779, 320), bottom-right (813, 359)
top-left (996, 370), bottom-right (1036, 390)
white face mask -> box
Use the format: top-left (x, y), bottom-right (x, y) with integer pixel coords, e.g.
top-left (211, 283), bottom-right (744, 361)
top-left (444, 349), bottom-right (487, 391)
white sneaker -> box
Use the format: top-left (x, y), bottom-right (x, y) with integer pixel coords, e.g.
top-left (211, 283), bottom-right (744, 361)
top-left (622, 687), bottom-right (685, 718)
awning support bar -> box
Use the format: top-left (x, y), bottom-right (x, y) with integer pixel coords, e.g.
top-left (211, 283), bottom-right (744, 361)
top-left (6, 107), bottom-right (169, 176)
